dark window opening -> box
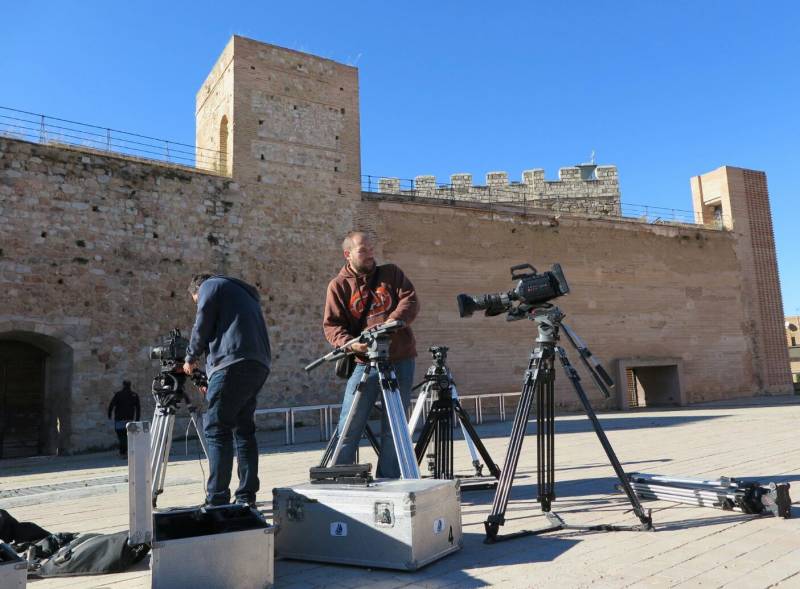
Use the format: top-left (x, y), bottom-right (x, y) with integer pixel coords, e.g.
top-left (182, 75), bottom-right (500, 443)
top-left (625, 365), bottom-right (681, 408)
top-left (0, 341), bottom-right (47, 458)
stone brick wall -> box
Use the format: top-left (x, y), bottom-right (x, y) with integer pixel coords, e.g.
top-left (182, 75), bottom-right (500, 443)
top-left (355, 196), bottom-right (782, 409)
top-left (0, 138), bottom-right (353, 452)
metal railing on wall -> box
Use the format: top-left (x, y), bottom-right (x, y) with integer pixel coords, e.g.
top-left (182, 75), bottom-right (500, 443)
top-left (253, 391), bottom-right (522, 446)
top-left (0, 106), bottom-right (225, 173)
top-left (361, 174), bottom-right (728, 229)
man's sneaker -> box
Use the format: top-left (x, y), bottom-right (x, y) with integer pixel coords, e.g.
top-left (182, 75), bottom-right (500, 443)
top-left (234, 497), bottom-right (258, 510)
top-left (201, 500), bottom-right (230, 509)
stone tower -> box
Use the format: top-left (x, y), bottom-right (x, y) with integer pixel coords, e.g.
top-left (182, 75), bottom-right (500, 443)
top-left (691, 166), bottom-right (792, 394)
top-left (195, 35), bottom-right (361, 199)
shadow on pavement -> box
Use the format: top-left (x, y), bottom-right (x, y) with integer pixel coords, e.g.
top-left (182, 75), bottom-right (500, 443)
top-left (274, 530), bottom-right (580, 588)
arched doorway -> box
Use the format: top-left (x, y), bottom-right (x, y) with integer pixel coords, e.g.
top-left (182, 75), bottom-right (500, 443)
top-left (0, 341), bottom-right (47, 458)
top-left (0, 332), bottom-right (73, 457)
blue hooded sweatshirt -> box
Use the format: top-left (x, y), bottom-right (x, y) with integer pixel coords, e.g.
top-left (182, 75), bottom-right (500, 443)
top-left (185, 275), bottom-right (271, 378)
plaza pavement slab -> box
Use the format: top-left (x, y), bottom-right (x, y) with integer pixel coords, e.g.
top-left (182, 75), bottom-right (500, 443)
top-left (1, 396), bottom-right (799, 588)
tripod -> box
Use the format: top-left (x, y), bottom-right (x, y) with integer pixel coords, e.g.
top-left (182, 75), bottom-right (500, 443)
top-left (149, 369), bottom-right (208, 506)
top-left (484, 305), bottom-right (654, 542)
top-left (305, 320), bottom-right (420, 480)
top-left (623, 473), bottom-right (792, 518)
top-left (408, 346), bottom-right (499, 488)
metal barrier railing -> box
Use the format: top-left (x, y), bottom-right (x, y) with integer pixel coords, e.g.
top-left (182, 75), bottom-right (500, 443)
top-left (361, 174), bottom-right (729, 229)
top-left (0, 106), bottom-right (226, 173)
top-left (254, 392), bottom-right (523, 446)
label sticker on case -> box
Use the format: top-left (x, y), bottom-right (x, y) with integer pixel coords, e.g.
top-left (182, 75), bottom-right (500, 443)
top-left (330, 522), bottom-right (348, 537)
top-left (433, 518), bottom-right (445, 535)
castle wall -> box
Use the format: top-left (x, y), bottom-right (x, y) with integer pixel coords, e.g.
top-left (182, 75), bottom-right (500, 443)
top-left (0, 138), bottom-right (352, 452)
top-left (1, 139), bottom-right (790, 453)
top-left (356, 196), bottom-right (780, 407)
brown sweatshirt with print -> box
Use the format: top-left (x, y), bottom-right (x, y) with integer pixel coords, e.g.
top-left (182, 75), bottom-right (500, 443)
top-left (323, 263), bottom-right (419, 362)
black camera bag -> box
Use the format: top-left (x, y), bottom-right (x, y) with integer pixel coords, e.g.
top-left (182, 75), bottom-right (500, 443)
top-left (32, 531), bottom-right (149, 578)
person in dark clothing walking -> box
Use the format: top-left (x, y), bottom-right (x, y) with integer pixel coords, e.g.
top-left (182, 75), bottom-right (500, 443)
top-left (107, 380), bottom-right (141, 457)
top-left (183, 273), bottom-right (271, 507)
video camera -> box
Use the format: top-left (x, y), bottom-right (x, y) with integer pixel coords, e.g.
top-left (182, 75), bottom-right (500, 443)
top-left (457, 263), bottom-right (569, 321)
top-left (149, 328), bottom-right (207, 391)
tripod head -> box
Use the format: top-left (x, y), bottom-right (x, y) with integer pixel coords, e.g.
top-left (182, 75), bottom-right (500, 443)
top-left (151, 367), bottom-right (207, 413)
top-left (152, 370), bottom-right (191, 410)
top-left (429, 345), bottom-right (449, 367)
top-left (304, 320), bottom-right (406, 372)
top-left (411, 346), bottom-right (454, 394)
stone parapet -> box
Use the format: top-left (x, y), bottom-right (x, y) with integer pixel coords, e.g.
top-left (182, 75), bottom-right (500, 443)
top-left (378, 165), bottom-right (621, 216)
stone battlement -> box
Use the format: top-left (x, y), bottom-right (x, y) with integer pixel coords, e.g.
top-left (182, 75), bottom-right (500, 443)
top-left (377, 164), bottom-right (620, 216)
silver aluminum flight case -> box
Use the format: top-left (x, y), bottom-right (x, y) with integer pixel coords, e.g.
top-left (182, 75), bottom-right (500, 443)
top-left (150, 505), bottom-right (274, 589)
top-left (127, 421), bottom-right (275, 589)
top-left (0, 544), bottom-right (26, 589)
top-left (273, 478), bottom-right (462, 570)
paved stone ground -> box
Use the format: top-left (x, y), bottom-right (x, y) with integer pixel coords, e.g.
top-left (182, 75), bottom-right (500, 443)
top-left (1, 396), bottom-right (799, 588)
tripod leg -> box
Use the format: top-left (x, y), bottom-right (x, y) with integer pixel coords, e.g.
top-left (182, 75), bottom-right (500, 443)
top-left (330, 365), bottom-right (373, 465)
top-left (319, 430), bottom-right (339, 467)
top-left (556, 347), bottom-right (653, 529)
top-left (320, 422), bottom-right (381, 468)
top-left (364, 423), bottom-right (381, 454)
top-left (378, 362), bottom-right (420, 479)
top-left (149, 408), bottom-right (165, 478)
top-left (407, 385), bottom-right (430, 435)
top-left (188, 409), bottom-right (209, 460)
top-left (432, 398), bottom-right (454, 479)
top-left (453, 400), bottom-right (500, 479)
top-left (451, 385), bottom-right (482, 469)
top-left (414, 385), bottom-right (437, 465)
top-left (151, 410), bottom-right (175, 507)
top-left (537, 362), bottom-right (556, 511)
top-left (485, 348), bottom-right (550, 541)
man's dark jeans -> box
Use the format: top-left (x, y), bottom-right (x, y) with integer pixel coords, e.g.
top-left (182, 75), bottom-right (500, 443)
top-left (203, 359), bottom-right (269, 505)
top-left (114, 422), bottom-right (128, 456)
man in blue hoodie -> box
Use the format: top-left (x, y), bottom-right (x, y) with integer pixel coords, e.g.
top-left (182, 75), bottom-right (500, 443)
top-left (183, 274), bottom-right (271, 507)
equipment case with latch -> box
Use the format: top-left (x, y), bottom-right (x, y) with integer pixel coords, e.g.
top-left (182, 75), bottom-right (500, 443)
top-left (150, 505), bottom-right (274, 589)
top-left (273, 478), bottom-right (462, 570)
top-left (126, 421), bottom-right (274, 589)
top-left (0, 543), bottom-right (26, 589)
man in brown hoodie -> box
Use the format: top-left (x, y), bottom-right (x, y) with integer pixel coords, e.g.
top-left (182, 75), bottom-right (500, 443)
top-left (323, 231), bottom-right (419, 478)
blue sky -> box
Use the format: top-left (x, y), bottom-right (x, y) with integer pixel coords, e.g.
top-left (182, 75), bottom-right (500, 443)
top-left (2, 1), bottom-right (798, 315)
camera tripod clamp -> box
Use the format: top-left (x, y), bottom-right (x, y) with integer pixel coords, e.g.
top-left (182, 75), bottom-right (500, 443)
top-left (304, 320), bottom-right (406, 372)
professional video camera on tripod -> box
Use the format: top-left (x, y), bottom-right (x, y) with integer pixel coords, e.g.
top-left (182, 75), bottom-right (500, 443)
top-left (147, 328), bottom-right (209, 506)
top-left (457, 263), bottom-right (654, 542)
